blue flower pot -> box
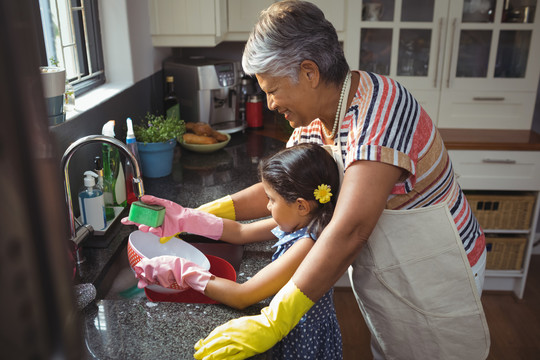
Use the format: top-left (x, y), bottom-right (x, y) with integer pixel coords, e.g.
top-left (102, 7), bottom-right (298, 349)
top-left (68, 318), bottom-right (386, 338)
top-left (137, 139), bottom-right (177, 178)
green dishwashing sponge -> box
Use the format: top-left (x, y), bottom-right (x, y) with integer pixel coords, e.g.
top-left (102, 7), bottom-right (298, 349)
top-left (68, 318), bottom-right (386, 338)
top-left (128, 201), bottom-right (166, 228)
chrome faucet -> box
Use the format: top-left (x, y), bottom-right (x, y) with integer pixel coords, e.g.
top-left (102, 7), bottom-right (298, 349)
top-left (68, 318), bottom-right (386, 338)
top-left (62, 135), bottom-right (145, 264)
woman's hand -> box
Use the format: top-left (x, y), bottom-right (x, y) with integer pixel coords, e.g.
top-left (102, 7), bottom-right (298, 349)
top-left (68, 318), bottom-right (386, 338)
top-left (121, 195), bottom-right (223, 239)
top-left (193, 281), bottom-right (314, 360)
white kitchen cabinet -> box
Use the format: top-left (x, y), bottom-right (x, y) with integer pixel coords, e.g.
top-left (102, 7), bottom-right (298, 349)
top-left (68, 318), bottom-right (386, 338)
top-left (149, 0), bottom-right (346, 45)
top-left (227, 0), bottom-right (274, 35)
top-left (449, 149), bottom-right (540, 299)
top-left (225, 0), bottom-right (346, 41)
top-left (148, 0), bottom-right (228, 47)
top-left (344, 0), bottom-right (540, 130)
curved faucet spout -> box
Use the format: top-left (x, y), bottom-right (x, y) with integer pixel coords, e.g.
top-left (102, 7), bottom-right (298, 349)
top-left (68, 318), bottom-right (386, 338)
top-left (62, 135), bottom-right (145, 248)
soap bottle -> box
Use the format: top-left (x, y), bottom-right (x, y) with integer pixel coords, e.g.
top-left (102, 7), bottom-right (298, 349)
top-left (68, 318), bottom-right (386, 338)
top-left (125, 118), bottom-right (141, 204)
top-left (102, 120), bottom-right (127, 215)
top-left (78, 171), bottom-right (107, 230)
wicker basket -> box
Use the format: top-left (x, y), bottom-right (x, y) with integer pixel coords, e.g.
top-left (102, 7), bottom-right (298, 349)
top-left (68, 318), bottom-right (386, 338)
top-left (485, 235), bottom-right (527, 270)
top-left (465, 192), bottom-right (536, 230)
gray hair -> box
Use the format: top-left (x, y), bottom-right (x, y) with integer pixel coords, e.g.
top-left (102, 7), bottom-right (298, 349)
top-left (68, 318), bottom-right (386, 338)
top-left (242, 0), bottom-right (349, 85)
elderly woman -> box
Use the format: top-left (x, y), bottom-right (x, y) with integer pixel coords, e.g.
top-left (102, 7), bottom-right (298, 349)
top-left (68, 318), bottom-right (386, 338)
top-left (191, 1), bottom-right (491, 359)
top-left (126, 1), bottom-right (490, 359)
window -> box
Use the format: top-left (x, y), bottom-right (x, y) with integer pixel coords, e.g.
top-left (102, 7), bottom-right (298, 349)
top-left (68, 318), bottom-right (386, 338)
top-left (39, 0), bottom-right (105, 95)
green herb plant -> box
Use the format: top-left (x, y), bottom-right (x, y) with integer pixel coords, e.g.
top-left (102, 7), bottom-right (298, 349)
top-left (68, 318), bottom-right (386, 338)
top-left (134, 112), bottom-right (186, 144)
top-left (49, 57), bottom-right (60, 67)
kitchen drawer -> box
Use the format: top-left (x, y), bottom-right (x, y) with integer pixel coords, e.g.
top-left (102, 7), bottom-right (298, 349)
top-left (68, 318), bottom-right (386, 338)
top-left (437, 91), bottom-right (536, 130)
top-left (448, 150), bottom-right (540, 191)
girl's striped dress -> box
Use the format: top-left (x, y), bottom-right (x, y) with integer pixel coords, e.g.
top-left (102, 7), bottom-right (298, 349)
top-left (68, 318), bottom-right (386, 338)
top-left (287, 70), bottom-right (485, 267)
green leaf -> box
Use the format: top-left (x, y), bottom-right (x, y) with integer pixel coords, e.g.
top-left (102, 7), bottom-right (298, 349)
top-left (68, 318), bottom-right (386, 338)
top-left (133, 112), bottom-right (186, 143)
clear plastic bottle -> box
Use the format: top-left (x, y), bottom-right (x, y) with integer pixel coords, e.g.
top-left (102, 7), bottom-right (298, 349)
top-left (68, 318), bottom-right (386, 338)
top-left (125, 118), bottom-right (141, 204)
top-left (78, 171), bottom-right (107, 230)
top-left (125, 118), bottom-right (142, 168)
top-left (64, 80), bottom-right (75, 112)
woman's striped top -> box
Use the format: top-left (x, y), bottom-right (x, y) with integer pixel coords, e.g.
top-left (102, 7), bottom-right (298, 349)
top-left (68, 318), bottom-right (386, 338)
top-left (287, 71), bottom-right (485, 266)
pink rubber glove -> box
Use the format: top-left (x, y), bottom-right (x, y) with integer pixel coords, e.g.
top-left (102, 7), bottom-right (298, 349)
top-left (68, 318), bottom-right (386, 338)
top-left (133, 255), bottom-right (212, 293)
top-left (121, 195), bottom-right (224, 239)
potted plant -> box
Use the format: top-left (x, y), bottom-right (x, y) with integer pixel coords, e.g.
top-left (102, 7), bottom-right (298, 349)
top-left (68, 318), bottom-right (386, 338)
top-left (134, 112), bottom-right (186, 178)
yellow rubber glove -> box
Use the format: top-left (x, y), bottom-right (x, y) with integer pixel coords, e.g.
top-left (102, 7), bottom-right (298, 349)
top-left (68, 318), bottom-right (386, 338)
top-left (193, 281), bottom-right (314, 360)
top-left (196, 195), bottom-right (236, 220)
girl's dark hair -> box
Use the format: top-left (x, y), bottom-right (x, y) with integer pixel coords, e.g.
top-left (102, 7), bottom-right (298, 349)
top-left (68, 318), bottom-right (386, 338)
top-left (258, 143), bottom-right (340, 238)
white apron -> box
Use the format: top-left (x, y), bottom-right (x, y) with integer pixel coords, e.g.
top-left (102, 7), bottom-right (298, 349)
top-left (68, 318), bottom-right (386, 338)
top-left (324, 74), bottom-right (490, 359)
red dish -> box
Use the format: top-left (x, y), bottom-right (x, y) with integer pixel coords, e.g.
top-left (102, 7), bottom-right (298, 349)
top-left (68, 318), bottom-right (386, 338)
top-left (144, 254), bottom-right (236, 304)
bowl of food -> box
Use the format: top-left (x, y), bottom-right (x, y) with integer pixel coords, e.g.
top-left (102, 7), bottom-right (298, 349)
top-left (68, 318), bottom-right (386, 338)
top-left (179, 122), bottom-right (231, 153)
top-left (127, 231), bottom-right (211, 294)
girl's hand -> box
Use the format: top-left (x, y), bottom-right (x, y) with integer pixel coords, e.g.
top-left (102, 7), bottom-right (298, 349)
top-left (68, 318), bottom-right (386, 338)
top-left (121, 195), bottom-right (223, 239)
top-left (134, 255), bottom-right (211, 293)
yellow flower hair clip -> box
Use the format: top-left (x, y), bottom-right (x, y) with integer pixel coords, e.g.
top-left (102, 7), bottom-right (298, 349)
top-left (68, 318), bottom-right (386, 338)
top-left (314, 184), bottom-right (332, 204)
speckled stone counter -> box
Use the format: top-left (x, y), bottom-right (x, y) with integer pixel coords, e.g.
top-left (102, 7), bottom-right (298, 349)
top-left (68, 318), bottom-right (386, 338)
top-left (79, 131), bottom-right (285, 359)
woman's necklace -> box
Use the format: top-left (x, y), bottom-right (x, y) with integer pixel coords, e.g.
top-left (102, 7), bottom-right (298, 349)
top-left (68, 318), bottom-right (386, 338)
top-left (323, 71), bottom-right (351, 139)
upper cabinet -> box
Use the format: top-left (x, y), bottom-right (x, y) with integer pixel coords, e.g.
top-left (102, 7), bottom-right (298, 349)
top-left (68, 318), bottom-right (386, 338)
top-left (226, 0), bottom-right (345, 40)
top-left (227, 0), bottom-right (275, 35)
top-left (149, 0), bottom-right (346, 44)
top-left (344, 0), bottom-right (540, 130)
top-left (148, 0), bottom-right (228, 47)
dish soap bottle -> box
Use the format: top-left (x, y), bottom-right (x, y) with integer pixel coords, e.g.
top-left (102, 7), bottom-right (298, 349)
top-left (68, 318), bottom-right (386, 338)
top-left (125, 118), bottom-right (141, 204)
top-left (164, 75), bottom-right (180, 121)
top-left (78, 171), bottom-right (107, 230)
top-left (102, 120), bottom-right (127, 218)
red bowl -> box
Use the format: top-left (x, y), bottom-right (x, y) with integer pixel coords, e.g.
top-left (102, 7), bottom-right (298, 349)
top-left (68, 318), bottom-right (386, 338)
top-left (127, 231), bottom-right (211, 293)
top-left (144, 254), bottom-right (237, 304)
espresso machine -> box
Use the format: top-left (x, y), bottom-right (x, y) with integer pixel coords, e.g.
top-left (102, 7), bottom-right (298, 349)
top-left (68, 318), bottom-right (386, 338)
top-left (163, 58), bottom-right (245, 133)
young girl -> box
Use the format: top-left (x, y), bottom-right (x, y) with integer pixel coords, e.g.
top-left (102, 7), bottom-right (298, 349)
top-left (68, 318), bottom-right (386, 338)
top-left (128, 143), bottom-right (342, 359)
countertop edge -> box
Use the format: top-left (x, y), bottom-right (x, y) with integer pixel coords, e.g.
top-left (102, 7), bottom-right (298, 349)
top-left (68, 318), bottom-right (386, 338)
top-left (257, 114), bottom-right (540, 151)
top-left (439, 129), bottom-right (540, 151)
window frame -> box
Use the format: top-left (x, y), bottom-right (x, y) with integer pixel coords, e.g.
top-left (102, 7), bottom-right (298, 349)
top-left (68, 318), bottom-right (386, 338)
top-left (38, 0), bottom-right (105, 96)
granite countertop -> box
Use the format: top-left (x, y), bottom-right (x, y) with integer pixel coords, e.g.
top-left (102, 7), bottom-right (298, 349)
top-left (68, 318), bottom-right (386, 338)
top-left (78, 131), bottom-right (285, 359)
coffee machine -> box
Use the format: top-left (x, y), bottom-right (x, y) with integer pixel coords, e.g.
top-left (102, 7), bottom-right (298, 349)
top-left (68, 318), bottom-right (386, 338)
top-left (164, 58), bottom-right (245, 133)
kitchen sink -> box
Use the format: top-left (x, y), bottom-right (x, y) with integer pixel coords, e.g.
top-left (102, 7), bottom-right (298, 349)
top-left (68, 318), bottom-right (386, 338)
top-left (96, 234), bottom-right (244, 300)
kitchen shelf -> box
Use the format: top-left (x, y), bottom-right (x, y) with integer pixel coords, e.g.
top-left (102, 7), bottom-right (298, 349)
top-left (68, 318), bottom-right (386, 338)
top-left (486, 269), bottom-right (524, 278)
top-left (450, 148), bottom-right (540, 299)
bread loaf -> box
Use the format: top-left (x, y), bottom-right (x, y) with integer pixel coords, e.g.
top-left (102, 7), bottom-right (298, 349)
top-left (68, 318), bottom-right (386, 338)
top-left (185, 122), bottom-right (228, 143)
top-left (183, 133), bottom-right (218, 145)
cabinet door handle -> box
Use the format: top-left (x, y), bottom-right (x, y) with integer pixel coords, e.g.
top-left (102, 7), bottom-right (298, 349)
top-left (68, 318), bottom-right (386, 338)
top-left (482, 159), bottom-right (517, 164)
top-left (473, 97), bottom-right (506, 101)
top-left (446, 18), bottom-right (457, 88)
top-left (434, 18), bottom-right (443, 88)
